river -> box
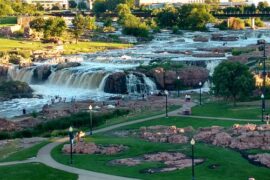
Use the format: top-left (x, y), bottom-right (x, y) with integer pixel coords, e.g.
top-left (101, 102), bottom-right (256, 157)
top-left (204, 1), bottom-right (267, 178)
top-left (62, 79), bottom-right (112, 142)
top-left (1, 29), bottom-right (270, 119)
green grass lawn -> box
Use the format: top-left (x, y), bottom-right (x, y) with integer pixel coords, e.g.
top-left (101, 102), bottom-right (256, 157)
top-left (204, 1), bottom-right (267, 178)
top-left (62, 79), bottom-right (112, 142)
top-left (0, 17), bottom-right (17, 27)
top-left (63, 41), bottom-right (131, 55)
top-left (96, 105), bottom-right (180, 130)
top-left (0, 141), bottom-right (48, 162)
top-left (51, 117), bottom-right (268, 180)
top-left (0, 38), bottom-right (131, 55)
top-left (0, 163), bottom-right (77, 180)
top-left (192, 101), bottom-right (270, 120)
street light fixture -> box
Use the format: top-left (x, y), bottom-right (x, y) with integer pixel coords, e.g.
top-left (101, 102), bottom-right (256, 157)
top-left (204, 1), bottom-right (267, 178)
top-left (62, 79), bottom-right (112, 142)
top-left (258, 40), bottom-right (267, 119)
top-left (69, 126), bottom-right (73, 165)
top-left (190, 138), bottom-right (196, 180)
top-left (164, 90), bottom-right (169, 118)
top-left (199, 82), bottom-right (202, 105)
top-left (177, 76), bottom-right (180, 97)
top-left (89, 105), bottom-right (93, 135)
top-left (261, 94), bottom-right (265, 122)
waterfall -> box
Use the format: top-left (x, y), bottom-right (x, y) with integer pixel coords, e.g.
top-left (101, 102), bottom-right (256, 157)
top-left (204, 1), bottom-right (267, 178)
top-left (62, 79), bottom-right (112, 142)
top-left (8, 66), bottom-right (34, 83)
top-left (98, 73), bottom-right (111, 91)
top-left (206, 60), bottom-right (222, 76)
top-left (143, 75), bottom-right (157, 93)
top-left (126, 73), bottom-right (156, 94)
top-left (47, 69), bottom-right (107, 90)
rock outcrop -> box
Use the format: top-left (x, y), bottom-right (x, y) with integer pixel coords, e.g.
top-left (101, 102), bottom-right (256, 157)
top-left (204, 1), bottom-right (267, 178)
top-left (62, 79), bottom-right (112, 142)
top-left (111, 152), bottom-right (204, 173)
top-left (33, 65), bottom-right (52, 82)
top-left (0, 81), bottom-right (33, 101)
top-left (211, 34), bottom-right (239, 41)
top-left (62, 142), bottom-right (128, 155)
top-left (55, 62), bottom-right (81, 71)
top-left (248, 153), bottom-right (270, 168)
top-left (139, 125), bottom-right (190, 144)
top-left (104, 72), bottom-right (127, 94)
top-left (148, 67), bottom-right (208, 90)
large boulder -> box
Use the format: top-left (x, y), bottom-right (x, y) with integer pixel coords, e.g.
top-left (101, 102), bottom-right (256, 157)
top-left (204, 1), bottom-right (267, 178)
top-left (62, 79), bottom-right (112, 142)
top-left (212, 132), bottom-right (232, 147)
top-left (33, 65), bottom-right (51, 82)
top-left (149, 67), bottom-right (208, 90)
top-left (248, 153), bottom-right (270, 168)
top-left (55, 62), bottom-right (81, 70)
top-left (104, 72), bottom-right (127, 94)
top-left (0, 81), bottom-right (33, 100)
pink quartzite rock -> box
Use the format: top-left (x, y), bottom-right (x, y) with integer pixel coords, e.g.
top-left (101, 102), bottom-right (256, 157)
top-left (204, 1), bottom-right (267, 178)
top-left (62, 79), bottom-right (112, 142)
top-left (248, 153), bottom-right (270, 168)
top-left (62, 142), bottom-right (127, 155)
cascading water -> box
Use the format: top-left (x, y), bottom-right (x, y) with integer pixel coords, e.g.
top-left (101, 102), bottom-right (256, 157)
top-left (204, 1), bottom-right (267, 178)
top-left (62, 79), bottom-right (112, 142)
top-left (47, 69), bottom-right (107, 89)
top-left (8, 66), bottom-right (34, 83)
top-left (126, 73), bottom-right (156, 94)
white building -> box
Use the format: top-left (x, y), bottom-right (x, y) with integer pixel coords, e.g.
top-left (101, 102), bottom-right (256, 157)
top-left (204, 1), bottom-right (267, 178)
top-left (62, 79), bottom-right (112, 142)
top-left (24, 0), bottom-right (69, 9)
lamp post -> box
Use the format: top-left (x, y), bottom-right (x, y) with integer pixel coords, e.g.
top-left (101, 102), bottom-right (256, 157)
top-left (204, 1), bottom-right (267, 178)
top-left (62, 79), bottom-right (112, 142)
top-left (199, 82), bottom-right (202, 105)
top-left (258, 40), bottom-right (267, 118)
top-left (190, 138), bottom-right (196, 180)
top-left (261, 94), bottom-right (265, 122)
top-left (89, 105), bottom-right (93, 135)
top-left (69, 126), bottom-right (73, 165)
top-left (177, 76), bottom-right (180, 97)
top-left (164, 90), bottom-right (169, 118)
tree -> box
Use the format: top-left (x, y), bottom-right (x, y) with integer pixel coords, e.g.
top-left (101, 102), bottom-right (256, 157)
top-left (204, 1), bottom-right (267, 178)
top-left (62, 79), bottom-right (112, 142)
top-left (43, 17), bottom-right (66, 39)
top-left (72, 14), bottom-right (86, 43)
top-left (186, 7), bottom-right (215, 30)
top-left (85, 16), bottom-right (96, 31)
top-left (69, 0), bottom-right (77, 9)
top-left (153, 5), bottom-right (179, 27)
top-left (212, 61), bottom-right (255, 106)
top-left (93, 0), bottom-right (107, 15)
top-left (78, 2), bottom-right (87, 10)
top-left (258, 1), bottom-right (269, 12)
top-left (117, 3), bottom-right (131, 23)
top-left (0, 2), bottom-right (13, 17)
top-left (122, 14), bottom-right (149, 37)
top-left (30, 17), bottom-right (46, 32)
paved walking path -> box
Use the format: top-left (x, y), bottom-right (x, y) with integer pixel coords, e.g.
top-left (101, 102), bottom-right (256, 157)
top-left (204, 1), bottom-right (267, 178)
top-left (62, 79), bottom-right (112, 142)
top-left (0, 103), bottom-right (261, 180)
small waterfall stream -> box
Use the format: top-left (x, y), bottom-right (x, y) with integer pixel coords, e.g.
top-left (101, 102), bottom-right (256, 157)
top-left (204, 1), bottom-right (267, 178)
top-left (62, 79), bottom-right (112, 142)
top-left (8, 66), bottom-right (34, 84)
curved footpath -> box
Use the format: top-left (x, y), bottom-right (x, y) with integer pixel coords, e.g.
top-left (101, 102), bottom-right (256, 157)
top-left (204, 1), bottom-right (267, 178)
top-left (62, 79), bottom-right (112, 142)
top-left (0, 103), bottom-right (261, 180)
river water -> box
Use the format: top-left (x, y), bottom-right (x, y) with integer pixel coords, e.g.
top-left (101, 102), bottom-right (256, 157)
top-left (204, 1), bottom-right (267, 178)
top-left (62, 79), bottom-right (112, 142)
top-left (1, 29), bottom-right (270, 119)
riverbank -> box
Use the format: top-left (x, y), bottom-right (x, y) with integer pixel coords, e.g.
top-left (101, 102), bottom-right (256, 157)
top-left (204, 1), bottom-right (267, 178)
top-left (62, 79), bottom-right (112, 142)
top-left (0, 38), bottom-right (131, 56)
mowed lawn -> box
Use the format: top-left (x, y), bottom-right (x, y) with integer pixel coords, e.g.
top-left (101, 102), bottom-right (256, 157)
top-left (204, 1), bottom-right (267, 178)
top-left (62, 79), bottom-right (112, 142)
top-left (52, 117), bottom-right (268, 180)
top-left (192, 101), bottom-right (270, 120)
top-left (0, 163), bottom-right (77, 180)
top-left (0, 38), bottom-right (131, 54)
top-left (0, 141), bottom-right (49, 162)
top-left (0, 17), bottom-right (17, 27)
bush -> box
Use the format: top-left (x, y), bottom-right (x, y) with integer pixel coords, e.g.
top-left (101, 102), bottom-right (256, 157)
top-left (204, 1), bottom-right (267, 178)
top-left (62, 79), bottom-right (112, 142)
top-left (229, 18), bottom-right (245, 30)
top-left (255, 18), bottom-right (264, 27)
top-left (13, 29), bottom-right (24, 38)
top-left (214, 20), bottom-right (228, 30)
top-left (0, 132), bottom-right (11, 140)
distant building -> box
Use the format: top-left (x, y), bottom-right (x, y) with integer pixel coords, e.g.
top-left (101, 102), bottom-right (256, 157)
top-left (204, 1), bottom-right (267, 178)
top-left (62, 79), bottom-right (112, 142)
top-left (135, 0), bottom-right (205, 6)
top-left (75, 0), bottom-right (95, 9)
top-left (23, 0), bottom-right (69, 9)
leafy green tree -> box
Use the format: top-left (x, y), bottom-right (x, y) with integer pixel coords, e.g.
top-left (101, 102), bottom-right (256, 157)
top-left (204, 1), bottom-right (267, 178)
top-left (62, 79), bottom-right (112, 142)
top-left (43, 17), bottom-right (66, 39)
top-left (72, 14), bottom-right (85, 43)
top-left (122, 14), bottom-right (149, 37)
top-left (85, 16), bottom-right (97, 31)
top-left (78, 2), bottom-right (88, 10)
top-left (153, 5), bottom-right (179, 27)
top-left (69, 0), bottom-right (77, 9)
top-left (30, 17), bottom-right (46, 32)
top-left (93, 0), bottom-right (107, 15)
top-left (212, 61), bottom-right (255, 106)
top-left (186, 7), bottom-right (215, 31)
top-left (258, 1), bottom-right (269, 12)
top-left (0, 2), bottom-right (13, 17)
